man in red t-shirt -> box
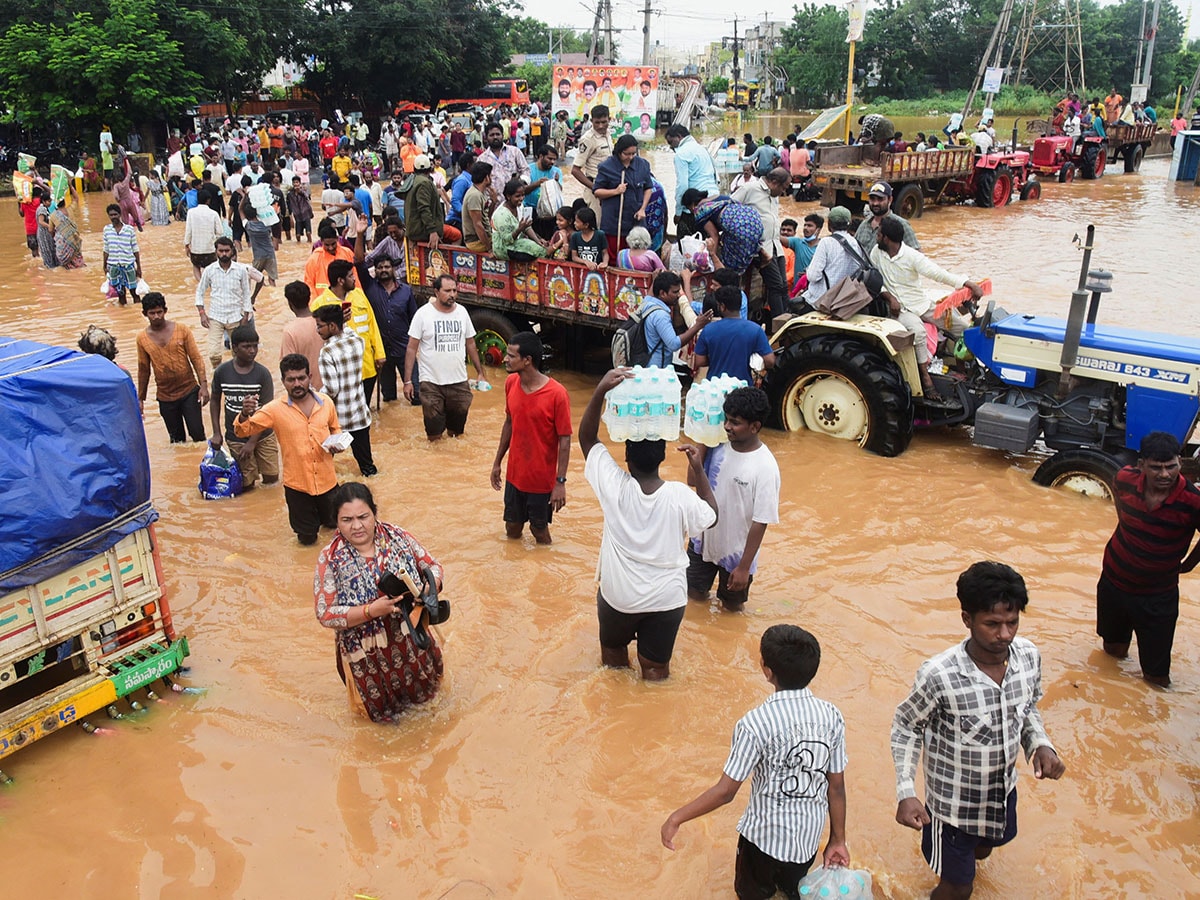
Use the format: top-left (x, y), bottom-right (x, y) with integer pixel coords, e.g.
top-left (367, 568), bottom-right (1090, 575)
top-left (18, 188), bottom-right (41, 258)
top-left (1098, 430), bottom-right (1200, 686)
top-left (490, 331), bottom-right (573, 544)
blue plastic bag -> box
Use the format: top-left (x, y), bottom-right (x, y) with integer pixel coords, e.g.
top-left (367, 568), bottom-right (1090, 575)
top-left (198, 443), bottom-right (243, 500)
top-left (797, 866), bottom-right (873, 898)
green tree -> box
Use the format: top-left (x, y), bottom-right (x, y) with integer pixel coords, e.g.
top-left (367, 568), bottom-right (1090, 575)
top-left (704, 76), bottom-right (729, 95)
top-left (299, 0), bottom-right (514, 111)
top-left (0, 0), bottom-right (200, 131)
top-left (505, 15), bottom-right (590, 55)
top-left (775, 4), bottom-right (853, 106)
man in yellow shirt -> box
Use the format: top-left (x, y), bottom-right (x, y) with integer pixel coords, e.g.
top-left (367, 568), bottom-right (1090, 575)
top-left (310, 258), bottom-right (386, 404)
top-left (330, 146), bottom-right (353, 188)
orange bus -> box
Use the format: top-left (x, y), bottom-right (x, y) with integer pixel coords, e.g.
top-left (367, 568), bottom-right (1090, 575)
top-left (439, 78), bottom-right (530, 110)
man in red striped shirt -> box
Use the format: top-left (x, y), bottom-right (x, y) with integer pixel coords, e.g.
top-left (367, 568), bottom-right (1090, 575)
top-left (1098, 431), bottom-right (1200, 686)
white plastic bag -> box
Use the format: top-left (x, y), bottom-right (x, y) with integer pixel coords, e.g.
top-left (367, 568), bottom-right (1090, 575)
top-left (679, 231), bottom-right (710, 271)
top-left (796, 867), bottom-right (873, 898)
top-left (536, 177), bottom-right (564, 220)
top-left (135, 278), bottom-right (151, 295)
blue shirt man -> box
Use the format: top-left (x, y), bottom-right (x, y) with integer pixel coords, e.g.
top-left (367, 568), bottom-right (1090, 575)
top-left (354, 185), bottom-right (374, 222)
top-left (447, 168), bottom-right (472, 226)
top-left (667, 126), bottom-right (719, 220)
top-left (642, 273), bottom-right (711, 368)
top-left (744, 141), bottom-right (781, 176)
top-left (693, 287), bottom-right (776, 383)
top-left (524, 156), bottom-right (563, 213)
top-left (184, 188), bottom-right (199, 210)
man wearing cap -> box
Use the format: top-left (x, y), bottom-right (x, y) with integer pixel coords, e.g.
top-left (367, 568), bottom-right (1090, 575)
top-left (855, 181), bottom-right (919, 256)
top-left (805, 206), bottom-right (867, 308)
top-left (403, 154), bottom-right (461, 251)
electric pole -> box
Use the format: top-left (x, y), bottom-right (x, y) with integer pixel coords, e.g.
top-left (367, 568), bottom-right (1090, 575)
top-left (642, 0), bottom-right (652, 66)
top-left (732, 16), bottom-right (740, 90)
top-left (605, 0), bottom-right (615, 65)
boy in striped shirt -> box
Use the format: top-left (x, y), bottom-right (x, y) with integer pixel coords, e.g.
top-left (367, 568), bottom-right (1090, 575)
top-left (661, 625), bottom-right (849, 899)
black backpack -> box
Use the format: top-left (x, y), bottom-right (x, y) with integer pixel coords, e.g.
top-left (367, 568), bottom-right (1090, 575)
top-left (829, 233), bottom-right (889, 317)
top-left (611, 304), bottom-right (667, 367)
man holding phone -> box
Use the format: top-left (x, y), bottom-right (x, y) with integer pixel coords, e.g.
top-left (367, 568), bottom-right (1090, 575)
top-left (209, 323), bottom-right (279, 489)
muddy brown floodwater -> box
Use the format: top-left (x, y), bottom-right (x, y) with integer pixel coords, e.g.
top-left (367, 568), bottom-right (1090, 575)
top-left (2, 157), bottom-right (1198, 899)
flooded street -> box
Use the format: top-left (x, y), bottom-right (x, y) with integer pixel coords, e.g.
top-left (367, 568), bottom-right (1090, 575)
top-left (1, 157), bottom-right (1198, 899)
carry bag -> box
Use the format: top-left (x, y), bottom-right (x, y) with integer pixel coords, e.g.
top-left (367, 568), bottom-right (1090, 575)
top-left (198, 443), bottom-right (244, 500)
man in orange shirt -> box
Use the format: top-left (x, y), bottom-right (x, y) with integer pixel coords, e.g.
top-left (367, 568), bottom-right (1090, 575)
top-left (303, 221), bottom-right (355, 297)
top-left (399, 136), bottom-right (419, 174)
top-left (235, 353), bottom-right (344, 544)
top-left (268, 119), bottom-right (285, 160)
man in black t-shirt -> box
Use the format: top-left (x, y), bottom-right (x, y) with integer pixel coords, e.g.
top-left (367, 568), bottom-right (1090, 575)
top-left (210, 324), bottom-right (279, 489)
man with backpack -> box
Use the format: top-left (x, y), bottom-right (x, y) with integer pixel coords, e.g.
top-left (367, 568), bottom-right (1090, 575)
top-left (616, 272), bottom-right (711, 369)
top-left (804, 207), bottom-right (867, 308)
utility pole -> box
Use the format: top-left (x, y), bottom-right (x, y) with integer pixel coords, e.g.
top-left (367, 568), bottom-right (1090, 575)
top-left (732, 16), bottom-right (740, 93)
top-left (1140, 0), bottom-right (1162, 94)
top-left (642, 0), bottom-right (652, 67)
top-left (588, 2), bottom-right (603, 64)
top-left (605, 0), bottom-right (616, 65)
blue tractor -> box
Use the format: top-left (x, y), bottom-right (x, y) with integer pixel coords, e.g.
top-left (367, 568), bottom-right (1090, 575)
top-left (764, 226), bottom-right (1200, 497)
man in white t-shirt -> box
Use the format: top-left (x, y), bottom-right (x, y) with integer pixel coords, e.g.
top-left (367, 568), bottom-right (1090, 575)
top-left (403, 274), bottom-right (487, 439)
top-left (580, 368), bottom-right (718, 681)
top-left (686, 387), bottom-right (781, 611)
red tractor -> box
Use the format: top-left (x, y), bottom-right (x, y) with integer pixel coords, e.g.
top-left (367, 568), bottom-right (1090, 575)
top-left (1030, 133), bottom-right (1107, 182)
top-left (944, 148), bottom-right (1042, 208)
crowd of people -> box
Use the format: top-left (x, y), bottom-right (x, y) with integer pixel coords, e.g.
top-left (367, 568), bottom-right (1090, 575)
top-left (49, 103), bottom-right (1198, 900)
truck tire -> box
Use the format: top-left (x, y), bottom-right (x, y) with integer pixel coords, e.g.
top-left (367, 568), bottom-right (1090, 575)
top-left (469, 309), bottom-right (518, 367)
top-left (765, 335), bottom-right (913, 456)
top-left (1123, 143), bottom-right (1145, 173)
top-left (974, 167), bottom-right (996, 207)
top-left (1031, 447), bottom-right (1122, 499)
top-left (1080, 143), bottom-right (1107, 180)
top-left (893, 183), bottom-right (924, 219)
top-left (1057, 162), bottom-right (1076, 183)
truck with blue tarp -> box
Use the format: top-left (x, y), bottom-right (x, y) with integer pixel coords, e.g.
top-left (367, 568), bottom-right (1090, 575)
top-left (0, 338), bottom-right (189, 774)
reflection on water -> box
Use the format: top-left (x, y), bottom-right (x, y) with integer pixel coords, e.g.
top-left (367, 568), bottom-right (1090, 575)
top-left (1, 165), bottom-right (1197, 898)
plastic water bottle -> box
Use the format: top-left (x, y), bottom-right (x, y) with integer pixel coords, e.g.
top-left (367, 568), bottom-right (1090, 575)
top-left (685, 381), bottom-right (707, 443)
top-left (628, 372), bottom-right (647, 441)
top-left (603, 378), bottom-right (628, 441)
top-left (659, 367), bottom-right (681, 441)
top-left (647, 370), bottom-right (664, 439)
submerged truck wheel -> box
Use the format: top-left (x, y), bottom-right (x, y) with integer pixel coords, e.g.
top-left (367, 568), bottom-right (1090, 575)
top-left (1032, 448), bottom-right (1122, 499)
top-left (469, 309), bottom-right (518, 367)
top-left (766, 335), bottom-right (913, 457)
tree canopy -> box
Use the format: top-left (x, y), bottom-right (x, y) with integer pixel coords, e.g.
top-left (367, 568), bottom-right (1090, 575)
top-left (775, 0), bottom-right (1194, 108)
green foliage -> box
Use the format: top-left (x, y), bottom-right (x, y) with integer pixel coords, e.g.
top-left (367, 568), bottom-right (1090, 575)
top-left (0, 0), bottom-right (201, 130)
top-left (298, 0), bottom-right (514, 109)
top-left (506, 16), bottom-right (590, 55)
top-left (704, 76), bottom-right (729, 94)
top-left (775, 0), bottom-right (1192, 110)
top-left (776, 4), bottom-right (852, 107)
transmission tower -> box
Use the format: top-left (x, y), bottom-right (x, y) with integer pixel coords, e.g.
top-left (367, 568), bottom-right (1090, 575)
top-left (1006, 0), bottom-right (1087, 96)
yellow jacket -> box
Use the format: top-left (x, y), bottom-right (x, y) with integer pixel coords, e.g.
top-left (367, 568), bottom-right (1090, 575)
top-left (311, 287), bottom-right (386, 380)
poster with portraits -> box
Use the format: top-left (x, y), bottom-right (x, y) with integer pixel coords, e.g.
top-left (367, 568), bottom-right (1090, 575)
top-left (552, 65), bottom-right (659, 140)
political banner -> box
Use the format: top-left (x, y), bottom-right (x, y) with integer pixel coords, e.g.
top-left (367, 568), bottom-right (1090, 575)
top-left (552, 64), bottom-right (659, 135)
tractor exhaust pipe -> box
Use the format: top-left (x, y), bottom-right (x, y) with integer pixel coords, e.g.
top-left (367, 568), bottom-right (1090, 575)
top-left (1058, 224), bottom-right (1095, 397)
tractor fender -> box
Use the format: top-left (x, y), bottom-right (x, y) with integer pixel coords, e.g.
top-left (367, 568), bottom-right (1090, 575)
top-left (769, 311), bottom-right (924, 393)
top-left (974, 156), bottom-right (999, 171)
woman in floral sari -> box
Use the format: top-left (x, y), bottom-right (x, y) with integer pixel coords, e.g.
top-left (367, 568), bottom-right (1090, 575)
top-left (49, 199), bottom-right (85, 269)
top-left (314, 483), bottom-right (444, 722)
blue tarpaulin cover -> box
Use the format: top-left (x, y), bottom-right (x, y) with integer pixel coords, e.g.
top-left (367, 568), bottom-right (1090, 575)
top-left (0, 337), bottom-right (157, 591)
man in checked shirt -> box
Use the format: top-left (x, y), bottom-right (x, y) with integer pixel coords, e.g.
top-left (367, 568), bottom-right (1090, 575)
top-left (891, 561), bottom-right (1066, 899)
top-left (315, 304), bottom-right (377, 477)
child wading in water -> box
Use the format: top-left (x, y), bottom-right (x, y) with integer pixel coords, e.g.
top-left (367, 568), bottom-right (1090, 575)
top-left (661, 624), bottom-right (850, 900)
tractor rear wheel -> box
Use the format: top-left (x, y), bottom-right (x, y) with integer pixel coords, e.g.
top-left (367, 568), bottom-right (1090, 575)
top-left (1080, 143), bottom-right (1107, 180)
top-left (1032, 448), bottom-right (1122, 500)
top-left (893, 183), bottom-right (925, 219)
top-left (765, 335), bottom-right (913, 456)
top-left (974, 167), bottom-right (997, 208)
top-left (990, 165), bottom-right (1014, 207)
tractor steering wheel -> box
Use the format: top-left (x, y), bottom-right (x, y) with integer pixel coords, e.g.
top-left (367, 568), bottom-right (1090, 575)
top-left (979, 299), bottom-right (996, 334)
